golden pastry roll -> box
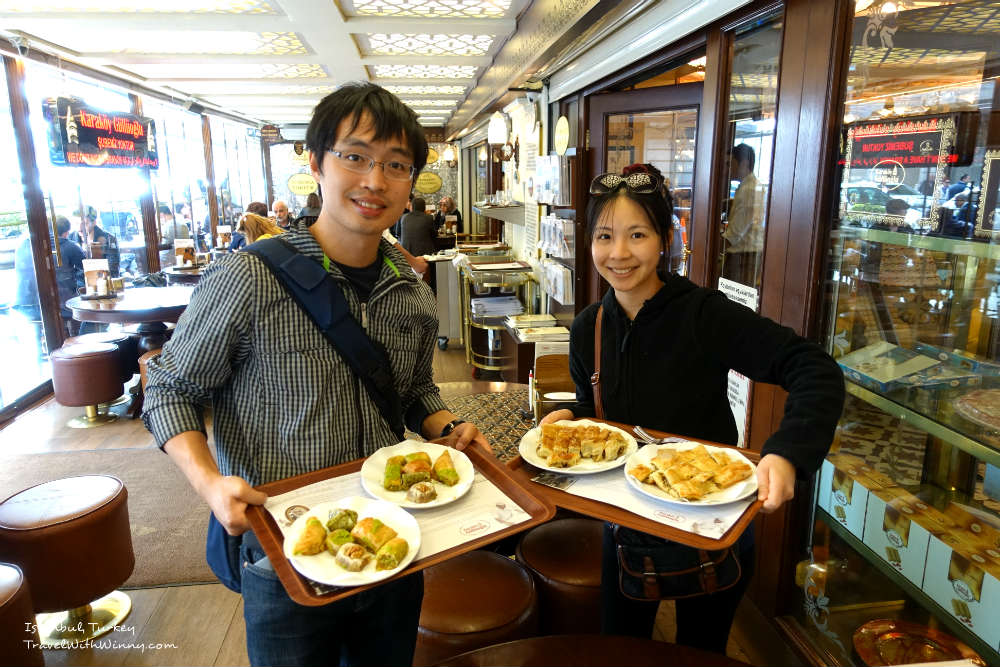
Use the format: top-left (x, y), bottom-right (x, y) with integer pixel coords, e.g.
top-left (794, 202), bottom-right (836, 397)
top-left (351, 517), bottom-right (398, 552)
top-left (629, 464), bottom-right (653, 483)
top-left (293, 516), bottom-right (327, 555)
top-left (326, 508), bottom-right (358, 532)
top-left (375, 537), bottom-right (410, 571)
top-left (432, 450), bottom-right (460, 486)
top-left (714, 461), bottom-right (753, 488)
top-left (402, 458), bottom-right (432, 488)
top-left (325, 528), bottom-right (354, 553)
top-left (383, 456), bottom-right (405, 492)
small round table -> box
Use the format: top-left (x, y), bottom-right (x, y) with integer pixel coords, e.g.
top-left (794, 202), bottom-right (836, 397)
top-left (67, 286), bottom-right (193, 355)
top-left (163, 265), bottom-right (205, 286)
top-left (436, 634), bottom-right (750, 666)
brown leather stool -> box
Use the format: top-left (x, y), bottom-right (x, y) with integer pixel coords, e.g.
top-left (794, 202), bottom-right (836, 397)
top-left (414, 550), bottom-right (539, 666)
top-left (65, 331), bottom-right (137, 381)
top-left (0, 476), bottom-right (133, 649)
top-left (0, 563), bottom-right (44, 666)
top-left (516, 518), bottom-right (604, 634)
top-left (51, 343), bottom-right (124, 428)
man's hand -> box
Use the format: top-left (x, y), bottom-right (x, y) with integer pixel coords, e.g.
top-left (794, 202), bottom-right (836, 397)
top-left (755, 453), bottom-right (796, 513)
top-left (201, 474), bottom-right (268, 536)
top-left (450, 421), bottom-right (492, 455)
top-left (539, 409), bottom-right (573, 426)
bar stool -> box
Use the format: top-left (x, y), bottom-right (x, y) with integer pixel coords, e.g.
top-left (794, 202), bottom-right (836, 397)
top-left (0, 476), bottom-right (133, 649)
top-left (516, 518), bottom-right (604, 634)
top-left (414, 550), bottom-right (539, 666)
top-left (50, 343), bottom-right (124, 428)
top-left (0, 563), bottom-right (44, 666)
top-left (65, 331), bottom-right (138, 381)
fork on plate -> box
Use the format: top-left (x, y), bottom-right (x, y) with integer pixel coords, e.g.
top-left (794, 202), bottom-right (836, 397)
top-left (632, 426), bottom-right (686, 446)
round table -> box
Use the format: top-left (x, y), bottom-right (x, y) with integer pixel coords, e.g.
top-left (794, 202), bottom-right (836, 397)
top-left (66, 286), bottom-right (193, 354)
top-left (436, 634), bottom-right (751, 666)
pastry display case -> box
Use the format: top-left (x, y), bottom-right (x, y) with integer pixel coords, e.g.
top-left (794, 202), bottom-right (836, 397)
top-left (776, 3), bottom-right (1000, 665)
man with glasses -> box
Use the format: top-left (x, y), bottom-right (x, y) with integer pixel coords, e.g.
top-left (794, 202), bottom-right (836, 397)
top-left (143, 82), bottom-right (488, 667)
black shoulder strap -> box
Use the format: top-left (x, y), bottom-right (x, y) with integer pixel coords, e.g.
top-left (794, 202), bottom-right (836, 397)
top-left (245, 237), bottom-right (405, 439)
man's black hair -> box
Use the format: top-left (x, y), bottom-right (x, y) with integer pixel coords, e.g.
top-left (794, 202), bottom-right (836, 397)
top-left (158, 204), bottom-right (173, 217)
top-left (586, 183), bottom-right (675, 279)
top-left (174, 202), bottom-right (188, 215)
top-left (885, 198), bottom-right (908, 215)
top-left (412, 197), bottom-right (426, 212)
top-left (730, 143), bottom-right (756, 171)
top-left (306, 82), bottom-right (427, 175)
top-left (56, 216), bottom-right (71, 236)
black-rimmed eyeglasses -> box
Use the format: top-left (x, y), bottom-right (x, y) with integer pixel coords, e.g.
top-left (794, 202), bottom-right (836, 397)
top-left (328, 149), bottom-right (416, 181)
top-left (589, 172), bottom-right (663, 195)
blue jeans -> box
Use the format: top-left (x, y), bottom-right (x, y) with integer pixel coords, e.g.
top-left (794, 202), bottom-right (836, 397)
top-left (600, 522), bottom-right (755, 654)
top-left (240, 532), bottom-right (423, 667)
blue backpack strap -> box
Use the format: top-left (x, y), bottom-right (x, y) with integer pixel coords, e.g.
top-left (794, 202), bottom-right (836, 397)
top-left (245, 237), bottom-right (405, 440)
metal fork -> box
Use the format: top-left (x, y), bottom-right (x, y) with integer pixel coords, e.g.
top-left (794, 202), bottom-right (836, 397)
top-left (632, 426), bottom-right (686, 446)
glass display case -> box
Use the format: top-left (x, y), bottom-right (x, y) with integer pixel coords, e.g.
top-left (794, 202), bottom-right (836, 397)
top-left (781, 3), bottom-right (1000, 665)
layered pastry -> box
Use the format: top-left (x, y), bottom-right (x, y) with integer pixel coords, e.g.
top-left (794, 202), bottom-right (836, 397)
top-left (325, 528), bottom-right (354, 553)
top-left (383, 456), bottom-right (406, 491)
top-left (326, 508), bottom-right (358, 532)
top-left (537, 423), bottom-right (628, 468)
top-left (375, 537), bottom-right (410, 571)
top-left (431, 451), bottom-right (460, 486)
top-left (335, 542), bottom-right (372, 572)
top-left (292, 517), bottom-right (327, 556)
top-left (406, 481), bottom-right (438, 504)
top-left (351, 517), bottom-right (398, 552)
top-left (628, 444), bottom-right (753, 501)
top-left (401, 453), bottom-right (432, 488)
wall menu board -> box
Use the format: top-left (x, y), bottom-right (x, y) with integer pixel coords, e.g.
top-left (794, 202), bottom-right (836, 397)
top-left (42, 96), bottom-right (159, 169)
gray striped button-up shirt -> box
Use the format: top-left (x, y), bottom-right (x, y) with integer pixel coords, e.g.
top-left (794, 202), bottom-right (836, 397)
top-left (142, 220), bottom-right (447, 486)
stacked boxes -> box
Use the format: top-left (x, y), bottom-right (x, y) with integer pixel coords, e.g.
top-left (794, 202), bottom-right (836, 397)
top-left (819, 451), bottom-right (1000, 649)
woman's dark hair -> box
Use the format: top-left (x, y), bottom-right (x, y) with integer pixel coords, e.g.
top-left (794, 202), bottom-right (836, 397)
top-left (305, 192), bottom-right (321, 208)
top-left (586, 166), bottom-right (675, 278)
top-left (306, 82), bottom-right (427, 175)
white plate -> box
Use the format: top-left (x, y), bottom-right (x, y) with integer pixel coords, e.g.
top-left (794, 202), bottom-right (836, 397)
top-left (518, 419), bottom-right (638, 475)
top-left (624, 442), bottom-right (758, 506)
top-left (360, 440), bottom-right (475, 509)
top-left (283, 496), bottom-right (420, 587)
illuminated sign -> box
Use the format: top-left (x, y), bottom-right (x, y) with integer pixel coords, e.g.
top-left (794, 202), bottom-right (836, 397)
top-left (42, 97), bottom-right (158, 169)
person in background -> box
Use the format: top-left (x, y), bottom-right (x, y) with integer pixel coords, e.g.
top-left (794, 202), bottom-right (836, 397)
top-left (947, 173), bottom-right (970, 201)
top-left (721, 143), bottom-right (765, 287)
top-left (160, 204), bottom-right (191, 245)
top-left (237, 213), bottom-right (284, 244)
top-left (884, 197), bottom-right (920, 230)
top-left (433, 196), bottom-right (463, 234)
top-left (143, 81), bottom-right (488, 667)
top-left (393, 192), bottom-right (413, 239)
top-left (70, 205), bottom-right (121, 277)
top-left (229, 202), bottom-right (267, 252)
top-left (15, 217), bottom-right (86, 336)
top-left (273, 200), bottom-right (292, 230)
top-left (399, 196), bottom-right (437, 258)
top-left (382, 226), bottom-right (429, 276)
top-left (622, 163), bottom-right (684, 273)
top-left (296, 192), bottom-right (322, 222)
top-left (540, 168), bottom-right (844, 654)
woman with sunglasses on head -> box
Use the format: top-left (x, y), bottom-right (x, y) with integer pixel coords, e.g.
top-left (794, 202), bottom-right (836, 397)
top-left (540, 169), bottom-right (844, 653)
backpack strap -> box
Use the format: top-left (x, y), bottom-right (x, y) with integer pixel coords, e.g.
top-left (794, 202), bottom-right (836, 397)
top-left (592, 304), bottom-right (604, 419)
top-left (245, 237), bottom-right (405, 439)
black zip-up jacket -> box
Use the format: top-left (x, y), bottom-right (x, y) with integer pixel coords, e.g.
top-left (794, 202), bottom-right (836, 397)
top-left (568, 275), bottom-right (845, 476)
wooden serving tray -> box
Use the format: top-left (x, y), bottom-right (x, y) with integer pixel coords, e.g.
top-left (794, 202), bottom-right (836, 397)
top-left (506, 419), bottom-right (763, 551)
top-left (246, 440), bottom-right (555, 606)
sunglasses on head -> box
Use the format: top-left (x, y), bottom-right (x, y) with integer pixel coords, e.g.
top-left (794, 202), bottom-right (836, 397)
top-left (589, 172), bottom-right (663, 196)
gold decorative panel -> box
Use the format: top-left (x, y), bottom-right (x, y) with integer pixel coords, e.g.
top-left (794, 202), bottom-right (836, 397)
top-left (372, 64), bottom-right (478, 78)
top-left (349, 0), bottom-right (511, 18)
top-left (364, 33), bottom-right (494, 56)
top-left (399, 99), bottom-right (457, 107)
top-left (383, 84), bottom-right (467, 95)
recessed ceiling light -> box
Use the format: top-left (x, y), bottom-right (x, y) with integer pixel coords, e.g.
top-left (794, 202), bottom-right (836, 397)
top-left (382, 85), bottom-right (467, 95)
top-left (17, 29), bottom-right (306, 55)
top-left (127, 63), bottom-right (327, 78)
top-left (0, 0), bottom-right (278, 12)
top-left (400, 99), bottom-right (457, 107)
top-left (372, 64), bottom-right (477, 79)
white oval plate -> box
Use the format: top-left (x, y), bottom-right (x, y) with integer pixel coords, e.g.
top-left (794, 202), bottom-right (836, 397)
top-left (624, 442), bottom-right (758, 506)
top-left (518, 419), bottom-right (638, 475)
top-left (283, 496), bottom-right (420, 587)
top-left (360, 440), bottom-right (475, 509)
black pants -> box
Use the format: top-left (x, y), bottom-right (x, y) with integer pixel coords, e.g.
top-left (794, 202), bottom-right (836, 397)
top-left (600, 523), bottom-right (755, 654)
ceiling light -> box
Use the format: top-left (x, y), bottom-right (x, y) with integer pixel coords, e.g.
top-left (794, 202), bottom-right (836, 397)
top-left (382, 85), bottom-right (467, 96)
top-left (366, 33), bottom-right (494, 57)
top-left (352, 0), bottom-right (511, 18)
top-left (0, 0), bottom-right (278, 12)
top-left (372, 64), bottom-right (477, 79)
top-left (400, 99), bottom-right (457, 107)
top-left (478, 145), bottom-right (487, 162)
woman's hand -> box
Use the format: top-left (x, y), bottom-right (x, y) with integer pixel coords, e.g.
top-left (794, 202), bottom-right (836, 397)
top-left (539, 409), bottom-right (574, 426)
top-left (755, 453), bottom-right (796, 513)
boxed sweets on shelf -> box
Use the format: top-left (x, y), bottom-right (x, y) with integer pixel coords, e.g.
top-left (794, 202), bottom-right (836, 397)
top-left (817, 453), bottom-right (887, 539)
top-left (862, 485), bottom-right (933, 587)
top-left (914, 342), bottom-right (1000, 376)
top-left (921, 502), bottom-right (1000, 649)
top-left (837, 341), bottom-right (940, 392)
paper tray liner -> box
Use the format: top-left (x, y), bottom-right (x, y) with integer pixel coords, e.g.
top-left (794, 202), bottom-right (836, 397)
top-left (246, 440), bottom-right (555, 606)
top-left (506, 419), bottom-right (762, 551)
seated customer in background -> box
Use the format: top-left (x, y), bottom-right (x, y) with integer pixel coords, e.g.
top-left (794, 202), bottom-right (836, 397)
top-left (400, 196), bottom-right (437, 258)
top-left (230, 201), bottom-right (268, 252)
top-left (238, 213), bottom-right (285, 244)
top-left (433, 196), bottom-right (463, 234)
top-left (71, 205), bottom-right (121, 277)
top-left (296, 192), bottom-right (322, 224)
